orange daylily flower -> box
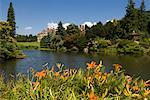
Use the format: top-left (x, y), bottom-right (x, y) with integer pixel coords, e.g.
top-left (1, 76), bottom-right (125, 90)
top-left (89, 91), bottom-right (98, 100)
top-left (54, 72), bottom-right (60, 77)
top-left (113, 64), bottom-right (122, 71)
top-left (132, 86), bottom-right (140, 91)
top-left (35, 70), bottom-right (46, 78)
top-left (95, 72), bottom-right (102, 78)
top-left (126, 84), bottom-right (131, 89)
top-left (87, 61), bottom-right (96, 69)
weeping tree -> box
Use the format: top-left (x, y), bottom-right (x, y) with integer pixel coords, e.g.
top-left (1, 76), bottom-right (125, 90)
top-left (7, 0), bottom-right (16, 38)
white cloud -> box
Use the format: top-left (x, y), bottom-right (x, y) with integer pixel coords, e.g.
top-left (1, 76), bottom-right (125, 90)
top-left (25, 27), bottom-right (32, 30)
top-left (47, 22), bottom-right (58, 29)
top-left (63, 23), bottom-right (70, 29)
top-left (82, 22), bottom-right (96, 27)
top-left (47, 22), bottom-right (97, 30)
top-left (47, 22), bottom-right (70, 30)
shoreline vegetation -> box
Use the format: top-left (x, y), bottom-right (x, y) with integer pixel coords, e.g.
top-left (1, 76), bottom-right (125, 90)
top-left (0, 61), bottom-right (150, 99)
top-left (17, 40), bottom-right (150, 56)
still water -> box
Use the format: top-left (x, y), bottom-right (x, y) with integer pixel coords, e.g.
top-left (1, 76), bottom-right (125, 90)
top-left (0, 50), bottom-right (150, 80)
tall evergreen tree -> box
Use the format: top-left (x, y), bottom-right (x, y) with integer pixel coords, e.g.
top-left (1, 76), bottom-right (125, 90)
top-left (85, 22), bottom-right (106, 40)
top-left (126, 0), bottom-right (135, 16)
top-left (7, 0), bottom-right (16, 38)
top-left (56, 21), bottom-right (66, 36)
top-left (138, 0), bottom-right (147, 32)
top-left (140, 0), bottom-right (145, 13)
top-left (121, 0), bottom-right (139, 35)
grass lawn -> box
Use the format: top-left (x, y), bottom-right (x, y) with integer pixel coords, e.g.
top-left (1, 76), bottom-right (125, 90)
top-left (17, 42), bottom-right (53, 50)
top-left (17, 42), bottom-right (40, 49)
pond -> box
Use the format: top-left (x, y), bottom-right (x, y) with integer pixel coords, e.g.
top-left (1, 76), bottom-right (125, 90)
top-left (0, 50), bottom-right (150, 80)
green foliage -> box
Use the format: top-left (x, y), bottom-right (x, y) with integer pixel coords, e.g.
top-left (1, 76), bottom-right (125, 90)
top-left (140, 0), bottom-right (145, 13)
top-left (16, 34), bottom-right (37, 42)
top-left (121, 0), bottom-right (149, 38)
top-left (89, 38), bottom-right (112, 52)
top-left (85, 22), bottom-right (106, 40)
top-left (66, 24), bottom-right (80, 35)
top-left (63, 24), bottom-right (80, 49)
top-left (76, 37), bottom-right (88, 51)
top-left (40, 33), bottom-right (52, 48)
top-left (0, 61), bottom-right (149, 99)
top-left (0, 22), bottom-right (24, 59)
top-left (56, 21), bottom-right (66, 36)
top-left (40, 33), bottom-right (64, 50)
top-left (93, 38), bottom-right (111, 49)
top-left (117, 40), bottom-right (143, 55)
top-left (7, 1), bottom-right (16, 38)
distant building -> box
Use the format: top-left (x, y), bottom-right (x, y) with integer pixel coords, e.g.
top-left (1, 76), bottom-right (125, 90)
top-left (37, 30), bottom-right (48, 42)
top-left (37, 28), bottom-right (56, 42)
top-left (37, 23), bottom-right (87, 42)
top-left (79, 25), bottom-right (86, 36)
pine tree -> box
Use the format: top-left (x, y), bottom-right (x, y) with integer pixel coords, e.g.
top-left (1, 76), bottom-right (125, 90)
top-left (7, 0), bottom-right (16, 38)
top-left (122, 0), bottom-right (139, 35)
top-left (140, 0), bottom-right (145, 13)
top-left (126, 0), bottom-right (135, 16)
top-left (56, 21), bottom-right (66, 36)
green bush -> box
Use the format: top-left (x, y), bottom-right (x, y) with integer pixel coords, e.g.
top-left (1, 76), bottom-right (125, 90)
top-left (0, 22), bottom-right (24, 59)
top-left (94, 38), bottom-right (111, 49)
top-left (76, 37), bottom-right (88, 51)
top-left (40, 33), bottom-right (64, 50)
top-left (89, 38), bottom-right (112, 52)
top-left (117, 40), bottom-right (143, 55)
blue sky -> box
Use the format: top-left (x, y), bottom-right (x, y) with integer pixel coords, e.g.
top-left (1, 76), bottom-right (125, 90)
top-left (0, 0), bottom-right (150, 35)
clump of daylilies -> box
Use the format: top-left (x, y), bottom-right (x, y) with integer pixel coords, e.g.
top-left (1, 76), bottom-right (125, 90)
top-left (0, 61), bottom-right (150, 100)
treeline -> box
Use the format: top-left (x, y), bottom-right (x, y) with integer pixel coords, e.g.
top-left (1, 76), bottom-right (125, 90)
top-left (16, 34), bottom-right (37, 42)
top-left (40, 0), bottom-right (150, 55)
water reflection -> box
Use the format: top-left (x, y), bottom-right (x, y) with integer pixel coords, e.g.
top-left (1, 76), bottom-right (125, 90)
top-left (0, 50), bottom-right (150, 80)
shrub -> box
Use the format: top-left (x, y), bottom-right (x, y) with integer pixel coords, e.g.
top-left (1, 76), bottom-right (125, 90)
top-left (117, 40), bottom-right (143, 55)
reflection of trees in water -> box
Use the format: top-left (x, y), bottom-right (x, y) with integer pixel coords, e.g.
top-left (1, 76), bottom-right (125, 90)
top-left (1, 50), bottom-right (150, 80)
top-left (0, 59), bottom-right (18, 80)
